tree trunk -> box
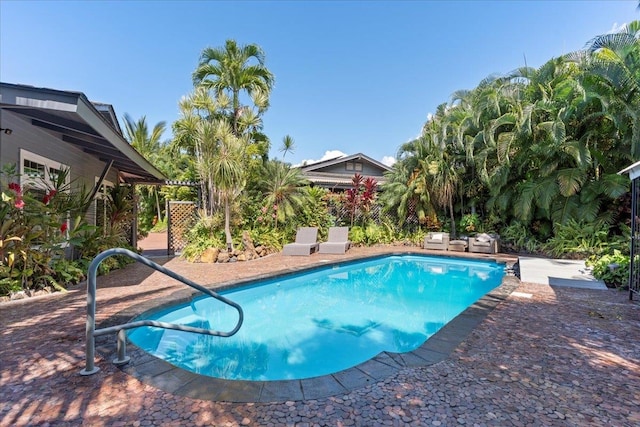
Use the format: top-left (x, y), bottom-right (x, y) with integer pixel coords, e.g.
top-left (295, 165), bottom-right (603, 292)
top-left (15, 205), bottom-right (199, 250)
top-left (449, 196), bottom-right (457, 239)
top-left (224, 198), bottom-right (233, 252)
top-left (154, 187), bottom-right (162, 222)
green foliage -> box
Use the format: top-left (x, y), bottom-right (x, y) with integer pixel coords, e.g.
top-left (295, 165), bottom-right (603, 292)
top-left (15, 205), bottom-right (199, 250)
top-left (181, 212), bottom-right (225, 261)
top-left (248, 227), bottom-right (286, 251)
top-left (347, 222), bottom-right (397, 246)
top-left (500, 221), bottom-right (541, 254)
top-left (407, 228), bottom-right (428, 247)
top-left (1, 164), bottom-right (137, 297)
top-left (299, 186), bottom-right (333, 238)
top-left (349, 226), bottom-right (366, 246)
top-left (150, 216), bottom-right (168, 232)
top-left (588, 250), bottom-right (630, 288)
top-left (382, 23), bottom-right (640, 252)
top-left (459, 213), bottom-right (480, 233)
top-left (543, 219), bottom-right (611, 258)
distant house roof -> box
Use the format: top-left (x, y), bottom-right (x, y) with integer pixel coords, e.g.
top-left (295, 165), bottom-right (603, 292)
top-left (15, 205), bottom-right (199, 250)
top-left (298, 152), bottom-right (392, 190)
top-left (0, 82), bottom-right (165, 183)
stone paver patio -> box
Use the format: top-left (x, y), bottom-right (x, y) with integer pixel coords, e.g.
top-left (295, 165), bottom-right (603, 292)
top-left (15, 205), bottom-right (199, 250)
top-left (1, 246), bottom-right (639, 426)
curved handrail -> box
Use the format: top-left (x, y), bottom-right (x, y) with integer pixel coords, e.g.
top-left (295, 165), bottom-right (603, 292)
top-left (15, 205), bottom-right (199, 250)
top-left (80, 248), bottom-right (244, 375)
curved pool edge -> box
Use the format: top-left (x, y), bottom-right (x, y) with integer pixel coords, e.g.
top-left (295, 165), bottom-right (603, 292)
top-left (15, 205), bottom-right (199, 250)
top-left (94, 251), bottom-right (519, 403)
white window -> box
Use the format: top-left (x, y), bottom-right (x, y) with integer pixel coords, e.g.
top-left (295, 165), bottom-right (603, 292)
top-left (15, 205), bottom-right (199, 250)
top-left (19, 149), bottom-right (71, 242)
top-left (19, 149), bottom-right (70, 191)
top-left (345, 161), bottom-right (363, 172)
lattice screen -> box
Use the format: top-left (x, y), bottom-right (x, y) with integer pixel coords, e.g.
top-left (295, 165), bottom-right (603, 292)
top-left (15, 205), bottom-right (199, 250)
top-left (167, 201), bottom-right (196, 255)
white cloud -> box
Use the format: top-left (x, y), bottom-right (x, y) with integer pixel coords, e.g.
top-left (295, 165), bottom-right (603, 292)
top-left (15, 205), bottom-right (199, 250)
top-left (297, 150), bottom-right (346, 166)
top-left (381, 156), bottom-right (396, 167)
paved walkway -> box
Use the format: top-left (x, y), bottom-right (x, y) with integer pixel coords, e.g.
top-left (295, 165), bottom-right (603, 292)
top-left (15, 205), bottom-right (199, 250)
top-left (518, 256), bottom-right (607, 290)
top-left (2, 247), bottom-right (639, 426)
top-left (137, 231), bottom-right (169, 258)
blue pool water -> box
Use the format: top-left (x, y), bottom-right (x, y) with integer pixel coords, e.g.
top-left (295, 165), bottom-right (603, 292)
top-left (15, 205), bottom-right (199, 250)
top-left (128, 255), bottom-right (504, 381)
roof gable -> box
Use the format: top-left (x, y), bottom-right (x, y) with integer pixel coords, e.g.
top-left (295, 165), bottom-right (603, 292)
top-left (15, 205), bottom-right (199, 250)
top-left (0, 82), bottom-right (165, 183)
top-left (297, 153), bottom-right (392, 190)
top-left (300, 153), bottom-right (392, 174)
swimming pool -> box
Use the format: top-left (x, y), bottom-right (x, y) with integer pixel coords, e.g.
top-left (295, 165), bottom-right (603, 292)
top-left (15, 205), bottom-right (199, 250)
top-left (128, 254), bottom-right (505, 381)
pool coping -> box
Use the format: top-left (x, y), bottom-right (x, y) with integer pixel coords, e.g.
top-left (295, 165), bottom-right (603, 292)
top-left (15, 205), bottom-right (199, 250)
top-left (95, 251), bottom-right (519, 403)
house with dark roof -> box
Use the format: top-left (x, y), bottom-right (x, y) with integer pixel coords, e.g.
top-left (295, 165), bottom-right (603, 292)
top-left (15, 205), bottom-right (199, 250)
top-left (298, 153), bottom-right (392, 191)
top-left (0, 82), bottom-right (167, 244)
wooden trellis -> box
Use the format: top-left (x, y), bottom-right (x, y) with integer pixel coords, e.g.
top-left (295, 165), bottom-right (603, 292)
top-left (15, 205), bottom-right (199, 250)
top-left (167, 201), bottom-right (197, 255)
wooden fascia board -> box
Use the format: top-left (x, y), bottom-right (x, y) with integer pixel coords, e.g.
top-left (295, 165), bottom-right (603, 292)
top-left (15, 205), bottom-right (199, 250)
top-left (75, 96), bottom-right (165, 180)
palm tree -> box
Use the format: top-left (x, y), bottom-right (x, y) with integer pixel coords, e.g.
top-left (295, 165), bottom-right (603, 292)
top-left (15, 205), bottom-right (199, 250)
top-left (173, 88), bottom-right (247, 250)
top-left (380, 136), bottom-right (436, 228)
top-left (424, 152), bottom-right (462, 238)
top-left (123, 114), bottom-right (167, 225)
top-left (280, 135), bottom-right (296, 160)
top-left (193, 40), bottom-right (274, 138)
top-left (206, 121), bottom-right (245, 251)
top-left (583, 21), bottom-right (640, 157)
top-left (258, 160), bottom-right (309, 229)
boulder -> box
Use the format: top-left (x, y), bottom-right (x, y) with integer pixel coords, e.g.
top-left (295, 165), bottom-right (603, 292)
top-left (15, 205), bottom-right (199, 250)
top-left (241, 231), bottom-right (259, 259)
top-left (217, 252), bottom-right (230, 263)
top-left (200, 247), bottom-right (220, 263)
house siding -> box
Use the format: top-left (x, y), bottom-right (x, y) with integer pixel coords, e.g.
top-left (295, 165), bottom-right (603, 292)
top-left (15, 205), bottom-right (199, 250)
top-left (314, 162), bottom-right (384, 177)
top-left (1, 109), bottom-right (120, 224)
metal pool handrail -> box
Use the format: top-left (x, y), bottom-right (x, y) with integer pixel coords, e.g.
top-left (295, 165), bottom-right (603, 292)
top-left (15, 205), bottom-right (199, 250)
top-left (79, 248), bottom-right (244, 376)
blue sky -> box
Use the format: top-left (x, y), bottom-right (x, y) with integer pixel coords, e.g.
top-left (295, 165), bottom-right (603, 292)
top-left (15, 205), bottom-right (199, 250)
top-left (1, 1), bottom-right (637, 167)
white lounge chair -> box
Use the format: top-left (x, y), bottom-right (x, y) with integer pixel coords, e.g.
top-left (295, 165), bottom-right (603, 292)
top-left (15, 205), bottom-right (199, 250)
top-left (282, 227), bottom-right (319, 256)
top-left (319, 227), bottom-right (351, 254)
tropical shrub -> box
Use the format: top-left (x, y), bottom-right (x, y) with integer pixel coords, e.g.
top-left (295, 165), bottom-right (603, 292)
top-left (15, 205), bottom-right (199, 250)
top-left (500, 221), bottom-right (541, 254)
top-left (588, 250), bottom-right (630, 289)
top-left (459, 213), bottom-right (480, 233)
top-left (407, 228), bottom-right (428, 247)
top-left (181, 211), bottom-right (224, 261)
top-left (349, 226), bottom-right (366, 246)
top-left (248, 227), bottom-right (287, 251)
top-left (364, 223), bottom-right (385, 245)
top-left (1, 165), bottom-right (136, 297)
top-left (543, 219), bottom-right (611, 258)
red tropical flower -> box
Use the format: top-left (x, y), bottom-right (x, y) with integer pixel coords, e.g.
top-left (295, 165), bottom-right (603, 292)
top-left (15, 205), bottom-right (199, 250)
top-left (14, 198), bottom-right (25, 209)
top-left (42, 189), bottom-right (57, 205)
top-left (60, 222), bottom-right (68, 233)
top-left (8, 182), bottom-right (22, 195)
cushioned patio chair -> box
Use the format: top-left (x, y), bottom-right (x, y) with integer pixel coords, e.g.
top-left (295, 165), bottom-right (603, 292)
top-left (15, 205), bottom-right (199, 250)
top-left (283, 227), bottom-right (319, 256)
top-left (424, 232), bottom-right (450, 251)
top-left (319, 226), bottom-right (351, 254)
top-left (468, 233), bottom-right (499, 254)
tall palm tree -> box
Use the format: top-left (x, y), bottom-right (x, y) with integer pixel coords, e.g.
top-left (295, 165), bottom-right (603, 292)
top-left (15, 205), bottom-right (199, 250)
top-left (193, 40), bottom-right (275, 137)
top-left (123, 114), bottom-right (166, 224)
top-left (583, 20), bottom-right (640, 157)
top-left (424, 152), bottom-right (462, 238)
top-left (206, 121), bottom-right (246, 251)
top-left (173, 88), bottom-right (246, 250)
top-left (380, 135), bottom-right (437, 228)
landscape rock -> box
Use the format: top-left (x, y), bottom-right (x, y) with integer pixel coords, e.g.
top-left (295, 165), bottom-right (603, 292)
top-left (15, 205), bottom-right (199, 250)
top-left (200, 247), bottom-right (220, 263)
